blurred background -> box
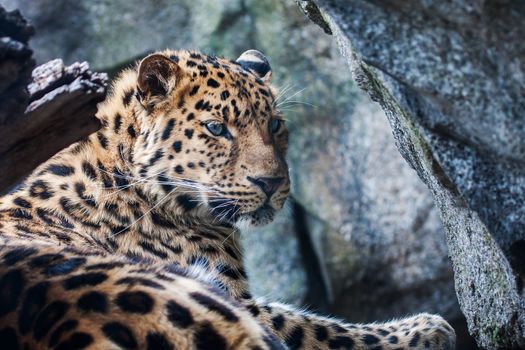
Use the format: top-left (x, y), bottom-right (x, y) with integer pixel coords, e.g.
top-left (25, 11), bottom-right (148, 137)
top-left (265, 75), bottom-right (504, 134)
top-left (1, 0), bottom-right (476, 347)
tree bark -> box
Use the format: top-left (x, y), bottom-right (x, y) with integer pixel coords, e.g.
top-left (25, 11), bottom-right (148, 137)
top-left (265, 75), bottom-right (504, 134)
top-left (0, 6), bottom-right (107, 195)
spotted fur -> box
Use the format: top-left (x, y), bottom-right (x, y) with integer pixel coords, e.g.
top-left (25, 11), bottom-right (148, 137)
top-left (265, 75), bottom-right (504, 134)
top-left (0, 49), bottom-right (455, 349)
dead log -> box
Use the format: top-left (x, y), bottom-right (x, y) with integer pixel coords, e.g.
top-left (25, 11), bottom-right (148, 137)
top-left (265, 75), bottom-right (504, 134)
top-left (0, 6), bottom-right (107, 195)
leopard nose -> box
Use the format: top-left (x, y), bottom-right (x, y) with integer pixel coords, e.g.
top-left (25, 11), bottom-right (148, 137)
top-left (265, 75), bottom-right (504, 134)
top-left (247, 176), bottom-right (285, 197)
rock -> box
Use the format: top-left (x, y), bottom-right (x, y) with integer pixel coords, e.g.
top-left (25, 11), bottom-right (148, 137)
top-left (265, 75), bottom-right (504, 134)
top-left (242, 206), bottom-right (307, 306)
top-left (296, 0), bottom-right (525, 348)
top-left (291, 95), bottom-right (458, 322)
top-left (4, 0), bottom-right (471, 344)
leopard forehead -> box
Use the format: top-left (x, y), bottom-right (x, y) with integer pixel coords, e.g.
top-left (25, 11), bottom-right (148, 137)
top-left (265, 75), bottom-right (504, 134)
top-left (162, 50), bottom-right (278, 122)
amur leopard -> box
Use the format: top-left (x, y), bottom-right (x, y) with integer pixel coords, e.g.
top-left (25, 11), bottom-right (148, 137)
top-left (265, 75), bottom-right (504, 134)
top-left (0, 49), bottom-right (456, 349)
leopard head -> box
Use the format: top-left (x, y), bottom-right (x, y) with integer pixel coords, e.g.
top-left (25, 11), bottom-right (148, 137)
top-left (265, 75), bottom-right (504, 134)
top-left (131, 50), bottom-right (289, 227)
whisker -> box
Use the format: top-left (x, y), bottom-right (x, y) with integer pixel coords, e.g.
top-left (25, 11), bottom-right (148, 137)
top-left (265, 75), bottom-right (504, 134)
top-left (96, 169), bottom-right (167, 199)
top-left (276, 87), bottom-right (307, 106)
top-left (276, 107), bottom-right (299, 113)
top-left (110, 186), bottom-right (177, 237)
top-left (273, 82), bottom-right (296, 104)
top-left (278, 100), bottom-right (317, 108)
top-left (221, 227), bottom-right (236, 245)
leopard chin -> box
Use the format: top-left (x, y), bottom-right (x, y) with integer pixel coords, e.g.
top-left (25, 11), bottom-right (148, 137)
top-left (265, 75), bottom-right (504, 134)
top-left (234, 204), bottom-right (276, 228)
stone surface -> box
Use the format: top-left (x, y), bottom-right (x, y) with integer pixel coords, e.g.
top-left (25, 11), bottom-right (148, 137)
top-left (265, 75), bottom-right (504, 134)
top-left (289, 93), bottom-right (458, 322)
top-left (242, 207), bottom-right (307, 306)
top-left (296, 0), bottom-right (525, 348)
top-left (2, 0), bottom-right (471, 343)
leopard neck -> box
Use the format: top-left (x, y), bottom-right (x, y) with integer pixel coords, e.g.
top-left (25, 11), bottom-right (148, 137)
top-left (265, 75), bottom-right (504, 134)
top-left (0, 95), bottom-right (249, 296)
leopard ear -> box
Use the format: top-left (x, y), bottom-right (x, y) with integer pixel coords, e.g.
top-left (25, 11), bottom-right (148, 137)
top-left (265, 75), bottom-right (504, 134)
top-left (236, 50), bottom-right (272, 82)
top-left (137, 54), bottom-right (179, 100)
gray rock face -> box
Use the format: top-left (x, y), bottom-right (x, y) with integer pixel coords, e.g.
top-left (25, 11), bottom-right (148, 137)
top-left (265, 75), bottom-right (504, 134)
top-left (3, 0), bottom-right (472, 344)
top-left (242, 210), bottom-right (307, 305)
top-left (296, 0), bottom-right (525, 348)
top-left (289, 94), bottom-right (458, 322)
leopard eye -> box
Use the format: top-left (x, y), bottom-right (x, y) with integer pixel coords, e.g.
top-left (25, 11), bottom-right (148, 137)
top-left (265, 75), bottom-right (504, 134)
top-left (269, 119), bottom-right (282, 133)
top-left (205, 121), bottom-right (229, 138)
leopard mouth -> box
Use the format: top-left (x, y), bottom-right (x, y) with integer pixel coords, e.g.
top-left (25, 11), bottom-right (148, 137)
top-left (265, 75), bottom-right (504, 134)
top-left (207, 198), bottom-right (275, 225)
top-left (236, 203), bottom-right (276, 226)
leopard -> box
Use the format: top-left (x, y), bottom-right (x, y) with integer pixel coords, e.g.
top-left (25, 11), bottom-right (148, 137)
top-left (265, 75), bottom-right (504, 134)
top-left (0, 49), bottom-right (456, 350)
